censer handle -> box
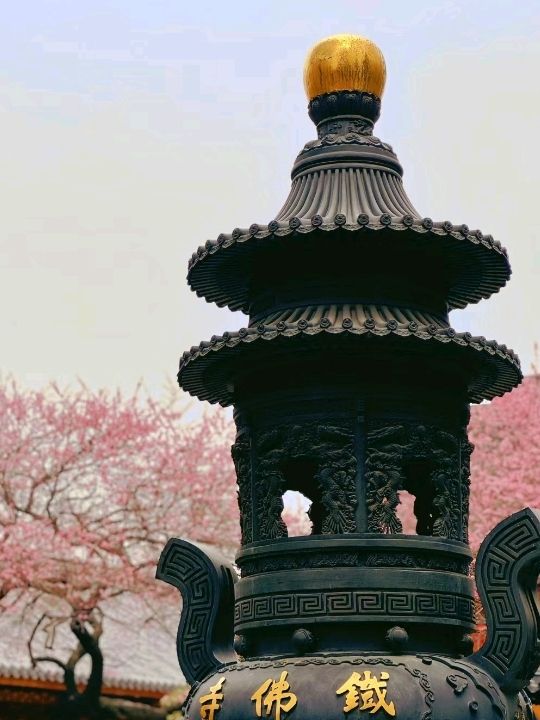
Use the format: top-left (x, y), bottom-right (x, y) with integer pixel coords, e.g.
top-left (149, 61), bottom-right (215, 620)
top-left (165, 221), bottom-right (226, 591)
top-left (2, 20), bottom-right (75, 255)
top-left (157, 538), bottom-right (238, 685)
top-left (471, 507), bottom-right (540, 694)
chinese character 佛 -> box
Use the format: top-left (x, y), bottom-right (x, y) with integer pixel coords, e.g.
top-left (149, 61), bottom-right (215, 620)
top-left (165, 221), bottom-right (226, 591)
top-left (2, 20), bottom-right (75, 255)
top-left (200, 677), bottom-right (226, 720)
top-left (251, 670), bottom-right (298, 720)
top-left (336, 670), bottom-right (396, 717)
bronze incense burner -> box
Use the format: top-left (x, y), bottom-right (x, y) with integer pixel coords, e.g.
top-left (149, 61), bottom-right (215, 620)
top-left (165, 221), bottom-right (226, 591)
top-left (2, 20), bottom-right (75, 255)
top-left (158, 34), bottom-right (540, 720)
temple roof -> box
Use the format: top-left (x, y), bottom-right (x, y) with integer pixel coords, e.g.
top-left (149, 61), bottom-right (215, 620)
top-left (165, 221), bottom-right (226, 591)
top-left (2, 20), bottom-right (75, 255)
top-left (0, 596), bottom-right (183, 695)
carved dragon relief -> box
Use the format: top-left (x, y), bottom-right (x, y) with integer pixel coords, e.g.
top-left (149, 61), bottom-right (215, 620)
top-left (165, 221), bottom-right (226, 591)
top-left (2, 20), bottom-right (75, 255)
top-left (365, 423), bottom-right (465, 539)
top-left (231, 436), bottom-right (253, 545)
top-left (460, 439), bottom-right (474, 544)
top-left (253, 422), bottom-right (357, 541)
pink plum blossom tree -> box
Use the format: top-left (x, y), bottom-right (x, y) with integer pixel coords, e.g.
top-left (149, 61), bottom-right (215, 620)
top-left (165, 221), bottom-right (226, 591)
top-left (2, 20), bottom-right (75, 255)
top-left (469, 374), bottom-right (540, 552)
top-left (0, 379), bottom-right (239, 718)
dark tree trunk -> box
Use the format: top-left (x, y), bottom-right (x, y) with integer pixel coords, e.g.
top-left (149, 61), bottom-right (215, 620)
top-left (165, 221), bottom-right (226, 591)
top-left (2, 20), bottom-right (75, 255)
top-left (31, 612), bottom-right (178, 720)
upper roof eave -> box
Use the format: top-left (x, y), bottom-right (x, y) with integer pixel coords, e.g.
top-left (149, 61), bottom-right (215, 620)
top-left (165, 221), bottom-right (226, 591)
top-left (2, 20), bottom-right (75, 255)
top-left (187, 216), bottom-right (510, 313)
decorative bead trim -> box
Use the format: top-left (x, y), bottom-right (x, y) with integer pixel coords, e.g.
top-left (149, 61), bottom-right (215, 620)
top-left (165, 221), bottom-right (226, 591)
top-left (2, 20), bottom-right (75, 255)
top-left (187, 215), bottom-right (509, 312)
top-left (178, 318), bottom-right (521, 407)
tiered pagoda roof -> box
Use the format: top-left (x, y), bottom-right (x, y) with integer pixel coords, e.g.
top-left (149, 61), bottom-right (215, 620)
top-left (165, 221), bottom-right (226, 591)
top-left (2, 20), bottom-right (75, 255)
top-left (178, 33), bottom-right (521, 406)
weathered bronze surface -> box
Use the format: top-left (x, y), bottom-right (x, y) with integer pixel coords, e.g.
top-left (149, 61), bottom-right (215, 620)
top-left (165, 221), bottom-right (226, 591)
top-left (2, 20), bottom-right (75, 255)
top-left (158, 33), bottom-right (540, 720)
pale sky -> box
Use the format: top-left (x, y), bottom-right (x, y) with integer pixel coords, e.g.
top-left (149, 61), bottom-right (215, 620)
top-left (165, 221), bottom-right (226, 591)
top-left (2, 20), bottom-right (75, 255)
top-left (1, 0), bottom-right (539, 399)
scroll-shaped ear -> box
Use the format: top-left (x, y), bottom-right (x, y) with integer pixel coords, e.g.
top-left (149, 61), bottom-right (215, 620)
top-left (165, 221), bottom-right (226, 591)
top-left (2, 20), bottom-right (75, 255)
top-left (156, 538), bottom-right (238, 685)
top-left (471, 507), bottom-right (540, 694)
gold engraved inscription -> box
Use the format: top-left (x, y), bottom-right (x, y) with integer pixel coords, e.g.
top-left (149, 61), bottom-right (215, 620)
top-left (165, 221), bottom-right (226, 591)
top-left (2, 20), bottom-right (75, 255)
top-left (200, 677), bottom-right (226, 720)
top-left (251, 670), bottom-right (298, 720)
top-left (336, 670), bottom-right (396, 717)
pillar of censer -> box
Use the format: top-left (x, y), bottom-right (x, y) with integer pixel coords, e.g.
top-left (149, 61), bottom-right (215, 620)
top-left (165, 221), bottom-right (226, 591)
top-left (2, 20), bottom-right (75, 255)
top-left (157, 34), bottom-right (540, 720)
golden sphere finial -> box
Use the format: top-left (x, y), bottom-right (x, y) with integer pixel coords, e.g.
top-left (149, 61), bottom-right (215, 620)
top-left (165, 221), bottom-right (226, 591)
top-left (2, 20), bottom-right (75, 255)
top-left (303, 34), bottom-right (386, 101)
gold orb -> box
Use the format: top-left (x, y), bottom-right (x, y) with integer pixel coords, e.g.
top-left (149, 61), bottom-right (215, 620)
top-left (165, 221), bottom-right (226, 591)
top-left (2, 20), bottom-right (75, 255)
top-left (303, 34), bottom-right (386, 101)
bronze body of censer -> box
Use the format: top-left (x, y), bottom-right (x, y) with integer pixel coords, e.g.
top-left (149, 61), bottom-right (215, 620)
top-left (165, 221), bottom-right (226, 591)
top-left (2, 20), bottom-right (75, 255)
top-left (157, 34), bottom-right (540, 720)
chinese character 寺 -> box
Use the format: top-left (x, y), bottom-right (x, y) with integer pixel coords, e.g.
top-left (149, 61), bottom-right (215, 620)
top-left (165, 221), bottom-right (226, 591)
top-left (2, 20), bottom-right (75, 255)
top-left (336, 670), bottom-right (396, 717)
top-left (200, 677), bottom-right (226, 720)
top-left (251, 670), bottom-right (298, 720)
